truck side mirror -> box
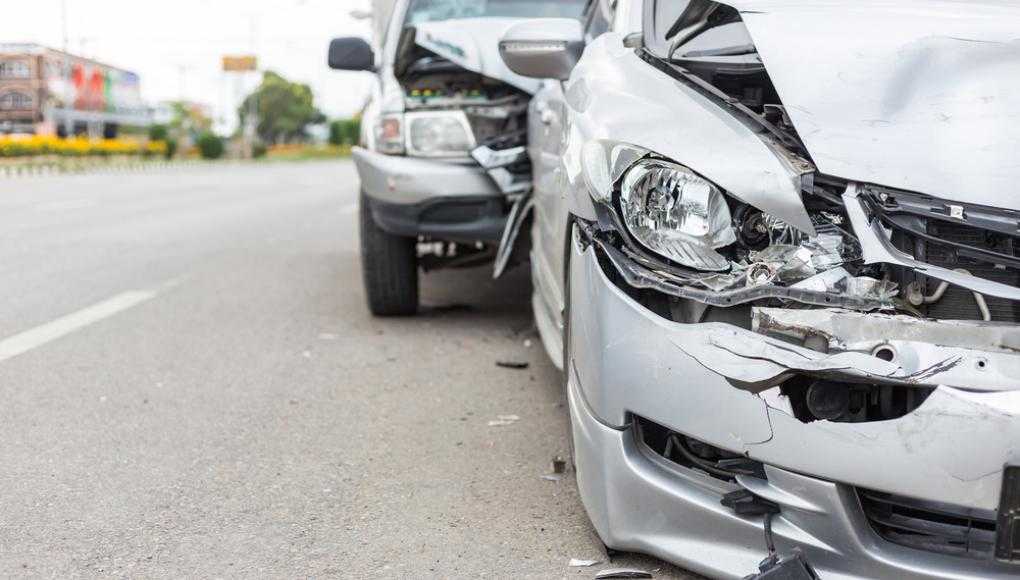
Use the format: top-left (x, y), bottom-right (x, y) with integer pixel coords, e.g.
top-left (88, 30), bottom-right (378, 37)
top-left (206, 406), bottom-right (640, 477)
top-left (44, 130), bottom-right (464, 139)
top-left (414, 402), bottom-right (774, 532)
top-left (328, 37), bottom-right (375, 71)
top-left (498, 18), bottom-right (584, 80)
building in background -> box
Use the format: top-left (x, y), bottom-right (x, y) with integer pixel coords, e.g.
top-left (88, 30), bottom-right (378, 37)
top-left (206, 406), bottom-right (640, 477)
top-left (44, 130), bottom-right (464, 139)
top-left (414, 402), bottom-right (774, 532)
top-left (0, 43), bottom-right (151, 137)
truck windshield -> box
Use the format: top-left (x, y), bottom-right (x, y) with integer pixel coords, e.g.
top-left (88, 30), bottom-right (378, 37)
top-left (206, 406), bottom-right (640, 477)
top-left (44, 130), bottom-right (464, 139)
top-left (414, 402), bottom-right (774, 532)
top-left (405, 0), bottom-right (587, 24)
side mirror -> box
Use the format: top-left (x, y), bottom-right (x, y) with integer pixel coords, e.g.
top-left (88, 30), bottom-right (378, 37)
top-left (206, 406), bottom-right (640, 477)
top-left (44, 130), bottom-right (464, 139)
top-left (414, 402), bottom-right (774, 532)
top-left (498, 18), bottom-right (584, 80)
top-left (328, 37), bottom-right (375, 71)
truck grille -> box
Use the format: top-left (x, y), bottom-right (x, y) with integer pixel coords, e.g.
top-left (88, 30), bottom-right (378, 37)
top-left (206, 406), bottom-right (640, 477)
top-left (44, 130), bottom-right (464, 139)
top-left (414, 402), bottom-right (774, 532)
top-left (858, 488), bottom-right (998, 560)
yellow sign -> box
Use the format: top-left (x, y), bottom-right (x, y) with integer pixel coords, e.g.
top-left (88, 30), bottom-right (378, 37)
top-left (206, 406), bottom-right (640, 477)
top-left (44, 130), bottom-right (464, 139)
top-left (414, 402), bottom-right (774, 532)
top-left (222, 55), bottom-right (257, 72)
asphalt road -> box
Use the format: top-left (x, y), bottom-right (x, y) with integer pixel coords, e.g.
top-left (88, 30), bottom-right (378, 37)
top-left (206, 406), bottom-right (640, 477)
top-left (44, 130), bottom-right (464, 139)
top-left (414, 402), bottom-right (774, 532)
top-left (0, 161), bottom-right (693, 578)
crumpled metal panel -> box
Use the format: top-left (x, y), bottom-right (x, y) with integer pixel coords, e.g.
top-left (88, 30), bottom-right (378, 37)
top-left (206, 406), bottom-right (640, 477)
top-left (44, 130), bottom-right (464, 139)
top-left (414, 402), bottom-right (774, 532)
top-left (572, 232), bottom-right (1020, 512)
top-left (570, 236), bottom-right (774, 445)
top-left (562, 33), bottom-right (814, 233)
top-left (753, 307), bottom-right (1020, 392)
top-left (725, 0), bottom-right (1020, 208)
top-left (755, 386), bottom-right (1020, 511)
top-left (412, 18), bottom-right (542, 95)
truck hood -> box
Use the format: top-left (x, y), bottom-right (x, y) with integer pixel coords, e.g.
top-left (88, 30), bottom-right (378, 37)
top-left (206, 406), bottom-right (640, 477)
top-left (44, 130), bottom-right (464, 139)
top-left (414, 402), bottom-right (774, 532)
top-left (725, 1), bottom-right (1020, 208)
top-left (413, 18), bottom-right (542, 95)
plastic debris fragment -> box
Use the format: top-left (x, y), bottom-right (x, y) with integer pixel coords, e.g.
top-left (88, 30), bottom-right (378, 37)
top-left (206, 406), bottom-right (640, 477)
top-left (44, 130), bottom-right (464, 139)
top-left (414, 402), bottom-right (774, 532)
top-left (595, 568), bottom-right (653, 579)
top-left (568, 558), bottom-right (601, 567)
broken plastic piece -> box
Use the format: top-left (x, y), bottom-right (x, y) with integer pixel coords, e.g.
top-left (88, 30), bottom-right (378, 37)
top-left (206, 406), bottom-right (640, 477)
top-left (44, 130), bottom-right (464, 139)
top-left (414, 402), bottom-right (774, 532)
top-left (487, 414), bottom-right (520, 427)
top-left (844, 276), bottom-right (898, 302)
top-left (568, 558), bottom-right (601, 567)
top-left (594, 568), bottom-right (653, 579)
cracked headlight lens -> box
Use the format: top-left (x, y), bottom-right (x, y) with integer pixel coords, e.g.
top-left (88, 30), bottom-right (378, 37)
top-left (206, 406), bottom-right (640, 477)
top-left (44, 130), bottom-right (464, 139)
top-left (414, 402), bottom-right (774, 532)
top-left (405, 111), bottom-right (475, 158)
top-left (619, 159), bottom-right (736, 271)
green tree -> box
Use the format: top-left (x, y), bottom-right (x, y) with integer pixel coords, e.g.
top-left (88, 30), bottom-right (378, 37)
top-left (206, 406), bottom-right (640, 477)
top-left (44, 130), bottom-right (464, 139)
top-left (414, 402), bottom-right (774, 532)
top-left (239, 71), bottom-right (325, 144)
top-left (148, 124), bottom-right (169, 142)
top-left (328, 118), bottom-right (361, 146)
top-left (197, 132), bottom-right (225, 160)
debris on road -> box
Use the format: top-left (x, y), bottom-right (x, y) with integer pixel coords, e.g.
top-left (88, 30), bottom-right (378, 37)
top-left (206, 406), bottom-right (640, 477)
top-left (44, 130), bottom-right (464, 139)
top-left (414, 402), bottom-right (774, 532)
top-left (594, 568), bottom-right (653, 579)
top-left (540, 474), bottom-right (561, 482)
top-left (487, 414), bottom-right (520, 427)
top-left (568, 558), bottom-right (601, 567)
top-left (496, 360), bottom-right (529, 369)
top-left (317, 332), bottom-right (339, 341)
top-left (552, 456), bottom-right (566, 474)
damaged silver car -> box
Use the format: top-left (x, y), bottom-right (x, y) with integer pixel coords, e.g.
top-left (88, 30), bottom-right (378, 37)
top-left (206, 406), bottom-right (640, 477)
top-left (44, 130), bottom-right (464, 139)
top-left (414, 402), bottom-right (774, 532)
top-left (327, 0), bottom-right (584, 315)
top-left (499, 0), bottom-right (1020, 577)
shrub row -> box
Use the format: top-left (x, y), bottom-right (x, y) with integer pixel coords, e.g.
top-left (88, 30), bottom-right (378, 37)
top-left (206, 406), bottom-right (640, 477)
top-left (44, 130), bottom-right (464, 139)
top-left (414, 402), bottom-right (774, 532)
top-left (0, 136), bottom-right (168, 158)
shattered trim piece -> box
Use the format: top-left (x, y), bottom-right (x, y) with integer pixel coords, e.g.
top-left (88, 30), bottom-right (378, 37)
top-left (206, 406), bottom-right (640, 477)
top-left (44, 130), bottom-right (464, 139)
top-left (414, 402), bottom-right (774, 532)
top-left (581, 221), bottom-right (888, 311)
top-left (471, 144), bottom-right (527, 169)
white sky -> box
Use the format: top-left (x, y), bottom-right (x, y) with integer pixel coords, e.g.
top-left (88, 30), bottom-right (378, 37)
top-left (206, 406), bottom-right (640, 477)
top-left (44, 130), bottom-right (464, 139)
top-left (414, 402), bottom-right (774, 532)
top-left (0, 0), bottom-right (376, 132)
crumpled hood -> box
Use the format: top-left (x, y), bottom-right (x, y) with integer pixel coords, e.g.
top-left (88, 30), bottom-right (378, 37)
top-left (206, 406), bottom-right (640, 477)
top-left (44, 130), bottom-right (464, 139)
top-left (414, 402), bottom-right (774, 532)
top-left (724, 0), bottom-right (1020, 208)
top-left (412, 18), bottom-right (542, 95)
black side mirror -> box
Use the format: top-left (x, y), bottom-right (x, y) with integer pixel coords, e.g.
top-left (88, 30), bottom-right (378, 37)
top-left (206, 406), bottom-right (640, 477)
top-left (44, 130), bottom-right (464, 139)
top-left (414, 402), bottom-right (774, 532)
top-left (328, 37), bottom-right (375, 71)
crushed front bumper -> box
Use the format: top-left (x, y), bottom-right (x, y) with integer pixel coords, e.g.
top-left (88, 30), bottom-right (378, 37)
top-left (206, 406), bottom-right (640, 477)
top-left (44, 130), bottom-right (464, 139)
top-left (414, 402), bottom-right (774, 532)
top-left (568, 233), bottom-right (1020, 578)
top-left (353, 147), bottom-right (508, 242)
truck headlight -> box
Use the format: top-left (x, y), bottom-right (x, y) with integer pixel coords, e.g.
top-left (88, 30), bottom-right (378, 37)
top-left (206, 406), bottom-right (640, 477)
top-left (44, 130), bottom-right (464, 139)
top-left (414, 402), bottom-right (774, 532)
top-left (619, 159), bottom-right (736, 271)
top-left (405, 111), bottom-right (475, 158)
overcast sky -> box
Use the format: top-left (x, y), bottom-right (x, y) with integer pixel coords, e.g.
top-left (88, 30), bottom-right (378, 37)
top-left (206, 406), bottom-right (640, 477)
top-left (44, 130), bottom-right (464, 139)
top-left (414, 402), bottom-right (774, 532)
top-left (0, 0), bottom-right (376, 131)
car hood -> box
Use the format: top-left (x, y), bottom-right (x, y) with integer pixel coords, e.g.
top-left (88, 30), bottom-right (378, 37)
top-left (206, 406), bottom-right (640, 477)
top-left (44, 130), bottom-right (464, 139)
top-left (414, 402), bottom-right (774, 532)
top-left (413, 18), bottom-right (542, 95)
top-left (724, 0), bottom-right (1020, 208)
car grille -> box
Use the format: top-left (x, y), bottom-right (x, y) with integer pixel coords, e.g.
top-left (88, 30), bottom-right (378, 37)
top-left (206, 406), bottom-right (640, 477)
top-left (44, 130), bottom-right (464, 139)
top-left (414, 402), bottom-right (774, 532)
top-left (869, 187), bottom-right (1020, 322)
top-left (924, 221), bottom-right (1020, 322)
top-left (858, 488), bottom-right (998, 560)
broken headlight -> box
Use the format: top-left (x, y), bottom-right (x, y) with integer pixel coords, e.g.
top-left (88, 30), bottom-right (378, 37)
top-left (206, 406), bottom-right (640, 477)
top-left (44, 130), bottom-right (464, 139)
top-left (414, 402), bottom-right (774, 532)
top-left (619, 159), bottom-right (736, 271)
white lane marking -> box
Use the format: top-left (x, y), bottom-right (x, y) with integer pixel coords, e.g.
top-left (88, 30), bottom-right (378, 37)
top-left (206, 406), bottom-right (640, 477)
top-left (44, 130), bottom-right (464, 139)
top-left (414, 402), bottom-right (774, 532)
top-left (35, 199), bottom-right (96, 212)
top-left (0, 290), bottom-right (158, 363)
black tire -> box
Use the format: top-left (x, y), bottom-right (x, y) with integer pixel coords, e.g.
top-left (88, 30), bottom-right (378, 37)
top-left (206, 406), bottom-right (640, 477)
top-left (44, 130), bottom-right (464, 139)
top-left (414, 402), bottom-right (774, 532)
top-left (359, 192), bottom-right (419, 316)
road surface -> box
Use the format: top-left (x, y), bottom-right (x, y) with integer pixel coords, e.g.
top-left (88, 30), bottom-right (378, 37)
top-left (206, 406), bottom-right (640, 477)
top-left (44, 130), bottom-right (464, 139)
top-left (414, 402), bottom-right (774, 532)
top-left (0, 161), bottom-right (694, 578)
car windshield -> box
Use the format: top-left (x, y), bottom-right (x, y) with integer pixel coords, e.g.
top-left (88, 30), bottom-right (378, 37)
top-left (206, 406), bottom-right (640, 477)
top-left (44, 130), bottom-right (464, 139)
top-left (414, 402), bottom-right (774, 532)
top-left (405, 0), bottom-right (586, 24)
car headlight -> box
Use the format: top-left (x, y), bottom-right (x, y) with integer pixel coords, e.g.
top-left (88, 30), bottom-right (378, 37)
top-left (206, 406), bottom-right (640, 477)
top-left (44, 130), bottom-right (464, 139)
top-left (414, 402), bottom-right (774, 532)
top-left (375, 113), bottom-right (404, 155)
top-left (618, 159), bottom-right (736, 271)
top-left (405, 111), bottom-right (476, 158)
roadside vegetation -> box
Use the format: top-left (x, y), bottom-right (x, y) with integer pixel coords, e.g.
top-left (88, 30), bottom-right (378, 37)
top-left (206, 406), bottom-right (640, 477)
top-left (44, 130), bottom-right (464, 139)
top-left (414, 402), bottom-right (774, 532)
top-left (0, 70), bottom-right (361, 174)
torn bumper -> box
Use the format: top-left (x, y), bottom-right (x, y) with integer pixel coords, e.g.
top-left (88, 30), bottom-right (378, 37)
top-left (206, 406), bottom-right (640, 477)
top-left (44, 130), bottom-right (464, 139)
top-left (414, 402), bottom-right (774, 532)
top-left (569, 236), bottom-right (1020, 576)
top-left (353, 147), bottom-right (502, 205)
top-left (353, 147), bottom-right (508, 242)
top-left (570, 378), bottom-right (1020, 579)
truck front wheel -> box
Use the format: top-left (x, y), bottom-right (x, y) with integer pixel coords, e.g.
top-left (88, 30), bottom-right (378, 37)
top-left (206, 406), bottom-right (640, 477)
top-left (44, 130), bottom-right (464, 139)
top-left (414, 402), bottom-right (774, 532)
top-left (359, 192), bottom-right (419, 316)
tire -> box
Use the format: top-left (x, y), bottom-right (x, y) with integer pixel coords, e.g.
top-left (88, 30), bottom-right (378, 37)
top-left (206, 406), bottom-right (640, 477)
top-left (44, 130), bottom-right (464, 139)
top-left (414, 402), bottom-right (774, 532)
top-left (359, 192), bottom-right (419, 316)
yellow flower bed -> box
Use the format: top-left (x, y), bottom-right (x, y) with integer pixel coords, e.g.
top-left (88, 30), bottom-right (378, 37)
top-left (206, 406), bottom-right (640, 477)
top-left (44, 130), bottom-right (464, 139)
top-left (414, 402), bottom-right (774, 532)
top-left (0, 135), bottom-right (167, 158)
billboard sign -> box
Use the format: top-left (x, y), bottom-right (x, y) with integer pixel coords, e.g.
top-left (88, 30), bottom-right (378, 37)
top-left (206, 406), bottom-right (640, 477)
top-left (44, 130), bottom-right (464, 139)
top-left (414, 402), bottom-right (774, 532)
top-left (222, 55), bottom-right (258, 72)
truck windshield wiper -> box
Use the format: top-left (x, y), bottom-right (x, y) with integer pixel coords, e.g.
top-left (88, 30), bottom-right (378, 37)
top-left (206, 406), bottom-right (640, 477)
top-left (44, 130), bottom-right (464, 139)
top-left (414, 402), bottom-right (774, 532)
top-left (680, 43), bottom-right (757, 58)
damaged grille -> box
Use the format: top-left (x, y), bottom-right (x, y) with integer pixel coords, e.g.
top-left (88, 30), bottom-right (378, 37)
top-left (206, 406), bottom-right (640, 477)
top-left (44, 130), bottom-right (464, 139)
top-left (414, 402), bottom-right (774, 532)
top-left (923, 221), bottom-right (1020, 322)
top-left (858, 489), bottom-right (998, 560)
top-left (869, 187), bottom-right (1020, 322)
